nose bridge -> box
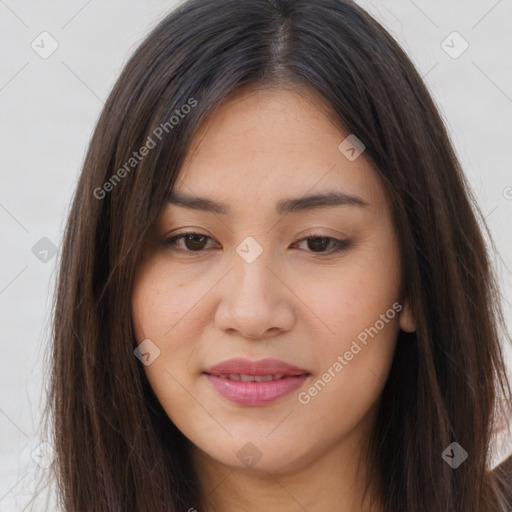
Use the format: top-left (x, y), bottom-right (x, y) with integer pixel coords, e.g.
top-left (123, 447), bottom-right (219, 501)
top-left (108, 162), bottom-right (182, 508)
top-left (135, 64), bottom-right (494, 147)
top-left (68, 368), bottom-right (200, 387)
top-left (214, 236), bottom-right (294, 338)
top-left (231, 237), bottom-right (276, 310)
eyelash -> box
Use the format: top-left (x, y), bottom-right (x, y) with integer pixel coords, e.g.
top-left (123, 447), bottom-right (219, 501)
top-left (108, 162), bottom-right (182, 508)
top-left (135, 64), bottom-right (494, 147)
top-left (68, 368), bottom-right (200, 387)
top-left (160, 231), bottom-right (351, 256)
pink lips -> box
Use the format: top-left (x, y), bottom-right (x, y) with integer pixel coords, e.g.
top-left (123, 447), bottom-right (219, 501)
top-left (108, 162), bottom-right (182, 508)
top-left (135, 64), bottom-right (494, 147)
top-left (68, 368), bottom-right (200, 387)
top-left (204, 358), bottom-right (310, 406)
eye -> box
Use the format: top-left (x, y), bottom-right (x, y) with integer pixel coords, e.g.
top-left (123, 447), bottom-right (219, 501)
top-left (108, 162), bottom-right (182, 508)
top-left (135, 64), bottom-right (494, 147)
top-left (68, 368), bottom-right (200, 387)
top-left (161, 231), bottom-right (351, 255)
top-left (162, 232), bottom-right (216, 252)
top-left (292, 235), bottom-right (351, 254)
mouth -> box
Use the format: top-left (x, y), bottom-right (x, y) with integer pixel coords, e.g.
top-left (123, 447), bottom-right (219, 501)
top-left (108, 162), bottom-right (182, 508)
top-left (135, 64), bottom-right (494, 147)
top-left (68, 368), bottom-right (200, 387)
top-left (208, 373), bottom-right (294, 381)
top-left (203, 358), bottom-right (311, 406)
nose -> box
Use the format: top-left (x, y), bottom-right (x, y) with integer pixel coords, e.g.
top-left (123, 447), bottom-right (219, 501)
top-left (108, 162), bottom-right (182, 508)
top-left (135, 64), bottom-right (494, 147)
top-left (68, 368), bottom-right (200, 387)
top-left (214, 248), bottom-right (296, 340)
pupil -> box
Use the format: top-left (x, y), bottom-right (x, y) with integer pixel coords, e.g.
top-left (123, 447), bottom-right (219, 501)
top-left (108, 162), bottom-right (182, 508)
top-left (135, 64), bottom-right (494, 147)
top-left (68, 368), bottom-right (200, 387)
top-left (185, 234), bottom-right (206, 251)
top-left (308, 237), bottom-right (329, 252)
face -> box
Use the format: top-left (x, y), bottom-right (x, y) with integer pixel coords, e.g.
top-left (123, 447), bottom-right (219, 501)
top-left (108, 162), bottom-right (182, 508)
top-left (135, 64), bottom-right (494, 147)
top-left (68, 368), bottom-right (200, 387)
top-left (131, 86), bottom-right (415, 476)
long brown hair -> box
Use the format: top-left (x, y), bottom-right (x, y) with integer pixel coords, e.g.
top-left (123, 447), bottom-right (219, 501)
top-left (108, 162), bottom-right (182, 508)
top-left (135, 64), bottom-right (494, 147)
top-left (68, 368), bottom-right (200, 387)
top-left (43, 0), bottom-right (512, 510)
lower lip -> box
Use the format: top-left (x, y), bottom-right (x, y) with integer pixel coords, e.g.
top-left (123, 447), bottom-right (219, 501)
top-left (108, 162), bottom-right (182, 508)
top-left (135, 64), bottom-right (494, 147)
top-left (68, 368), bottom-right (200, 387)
top-left (205, 374), bottom-right (310, 406)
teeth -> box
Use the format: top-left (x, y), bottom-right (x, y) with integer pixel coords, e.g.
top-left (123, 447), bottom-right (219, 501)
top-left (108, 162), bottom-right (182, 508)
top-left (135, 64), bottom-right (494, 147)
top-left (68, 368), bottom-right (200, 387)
top-left (254, 375), bottom-right (273, 382)
top-left (217, 373), bottom-right (287, 381)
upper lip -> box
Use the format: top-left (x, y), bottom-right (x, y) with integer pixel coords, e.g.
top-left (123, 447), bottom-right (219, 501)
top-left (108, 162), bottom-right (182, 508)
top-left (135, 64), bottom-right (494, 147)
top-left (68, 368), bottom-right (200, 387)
top-left (204, 358), bottom-right (310, 377)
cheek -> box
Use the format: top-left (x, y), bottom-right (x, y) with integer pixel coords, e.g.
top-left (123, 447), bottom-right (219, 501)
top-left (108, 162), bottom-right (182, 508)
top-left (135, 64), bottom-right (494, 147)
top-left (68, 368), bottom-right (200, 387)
top-left (131, 259), bottom-right (198, 341)
top-left (296, 243), bottom-right (401, 402)
top-left (300, 255), bottom-right (400, 345)
top-left (131, 259), bottom-right (212, 387)
top-left (131, 265), bottom-right (197, 421)
top-left (297, 292), bottom-right (400, 437)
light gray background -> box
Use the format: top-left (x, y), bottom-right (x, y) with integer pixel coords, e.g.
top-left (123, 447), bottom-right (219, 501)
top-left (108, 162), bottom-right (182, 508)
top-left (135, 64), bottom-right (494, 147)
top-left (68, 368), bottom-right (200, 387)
top-left (1, 1), bottom-right (511, 510)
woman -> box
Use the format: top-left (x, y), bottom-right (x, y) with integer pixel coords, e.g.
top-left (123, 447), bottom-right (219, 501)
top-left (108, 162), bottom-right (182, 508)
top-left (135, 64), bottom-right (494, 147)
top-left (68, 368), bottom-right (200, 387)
top-left (45, 0), bottom-right (512, 510)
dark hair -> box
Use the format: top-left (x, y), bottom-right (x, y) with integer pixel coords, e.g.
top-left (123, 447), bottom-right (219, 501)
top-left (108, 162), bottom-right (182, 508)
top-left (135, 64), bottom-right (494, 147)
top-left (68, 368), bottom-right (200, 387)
top-left (43, 0), bottom-right (512, 510)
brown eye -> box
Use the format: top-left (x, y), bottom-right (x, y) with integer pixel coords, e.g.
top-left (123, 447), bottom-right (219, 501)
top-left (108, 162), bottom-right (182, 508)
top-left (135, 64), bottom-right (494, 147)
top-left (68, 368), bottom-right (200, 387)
top-left (182, 234), bottom-right (208, 251)
top-left (306, 236), bottom-right (331, 252)
top-left (162, 232), bottom-right (214, 252)
top-left (294, 236), bottom-right (351, 254)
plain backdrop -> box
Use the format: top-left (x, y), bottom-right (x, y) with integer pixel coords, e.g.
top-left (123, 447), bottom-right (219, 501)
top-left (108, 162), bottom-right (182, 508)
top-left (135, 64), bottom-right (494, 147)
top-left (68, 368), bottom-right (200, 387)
top-left (1, 0), bottom-right (511, 509)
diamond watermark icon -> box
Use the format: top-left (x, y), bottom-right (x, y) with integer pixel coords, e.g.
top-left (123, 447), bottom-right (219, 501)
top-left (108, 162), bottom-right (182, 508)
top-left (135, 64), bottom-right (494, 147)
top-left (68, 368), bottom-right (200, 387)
top-left (236, 236), bottom-right (263, 263)
top-left (134, 338), bottom-right (161, 366)
top-left (32, 237), bottom-right (58, 263)
top-left (237, 442), bottom-right (262, 468)
top-left (31, 441), bottom-right (56, 469)
top-left (338, 134), bottom-right (365, 161)
top-left (441, 442), bottom-right (468, 468)
top-left (441, 31), bottom-right (469, 59)
top-left (31, 31), bottom-right (59, 59)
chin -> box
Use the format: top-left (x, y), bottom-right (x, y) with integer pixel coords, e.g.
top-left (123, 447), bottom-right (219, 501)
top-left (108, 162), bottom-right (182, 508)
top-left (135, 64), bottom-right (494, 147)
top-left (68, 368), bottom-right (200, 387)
top-left (194, 434), bottom-right (316, 475)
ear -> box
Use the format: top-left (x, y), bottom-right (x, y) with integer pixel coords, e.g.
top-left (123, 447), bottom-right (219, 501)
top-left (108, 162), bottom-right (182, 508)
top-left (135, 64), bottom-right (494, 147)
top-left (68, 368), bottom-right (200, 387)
top-left (399, 300), bottom-right (417, 332)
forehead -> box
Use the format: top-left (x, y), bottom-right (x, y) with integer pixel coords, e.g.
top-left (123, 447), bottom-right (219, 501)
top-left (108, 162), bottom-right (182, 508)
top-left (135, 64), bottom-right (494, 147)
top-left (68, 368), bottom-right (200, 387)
top-left (175, 86), bottom-right (389, 215)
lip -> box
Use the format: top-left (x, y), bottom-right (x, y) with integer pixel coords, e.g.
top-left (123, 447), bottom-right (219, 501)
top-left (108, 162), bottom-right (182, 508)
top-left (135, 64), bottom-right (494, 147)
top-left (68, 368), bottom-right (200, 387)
top-left (205, 357), bottom-right (309, 376)
top-left (204, 358), bottom-right (311, 406)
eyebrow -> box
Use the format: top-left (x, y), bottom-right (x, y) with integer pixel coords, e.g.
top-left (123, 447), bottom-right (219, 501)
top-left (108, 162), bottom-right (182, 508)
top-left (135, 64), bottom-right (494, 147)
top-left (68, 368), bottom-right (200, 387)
top-left (167, 190), bottom-right (369, 215)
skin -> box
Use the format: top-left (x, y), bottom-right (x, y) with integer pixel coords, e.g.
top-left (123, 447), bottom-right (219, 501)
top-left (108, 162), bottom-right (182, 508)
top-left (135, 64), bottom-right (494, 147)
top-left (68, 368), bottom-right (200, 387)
top-left (131, 85), bottom-right (416, 512)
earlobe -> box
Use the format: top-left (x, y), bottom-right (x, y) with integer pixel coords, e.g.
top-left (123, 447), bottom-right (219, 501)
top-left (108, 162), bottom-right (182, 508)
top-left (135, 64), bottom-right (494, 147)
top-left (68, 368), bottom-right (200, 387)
top-left (399, 301), bottom-right (417, 332)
